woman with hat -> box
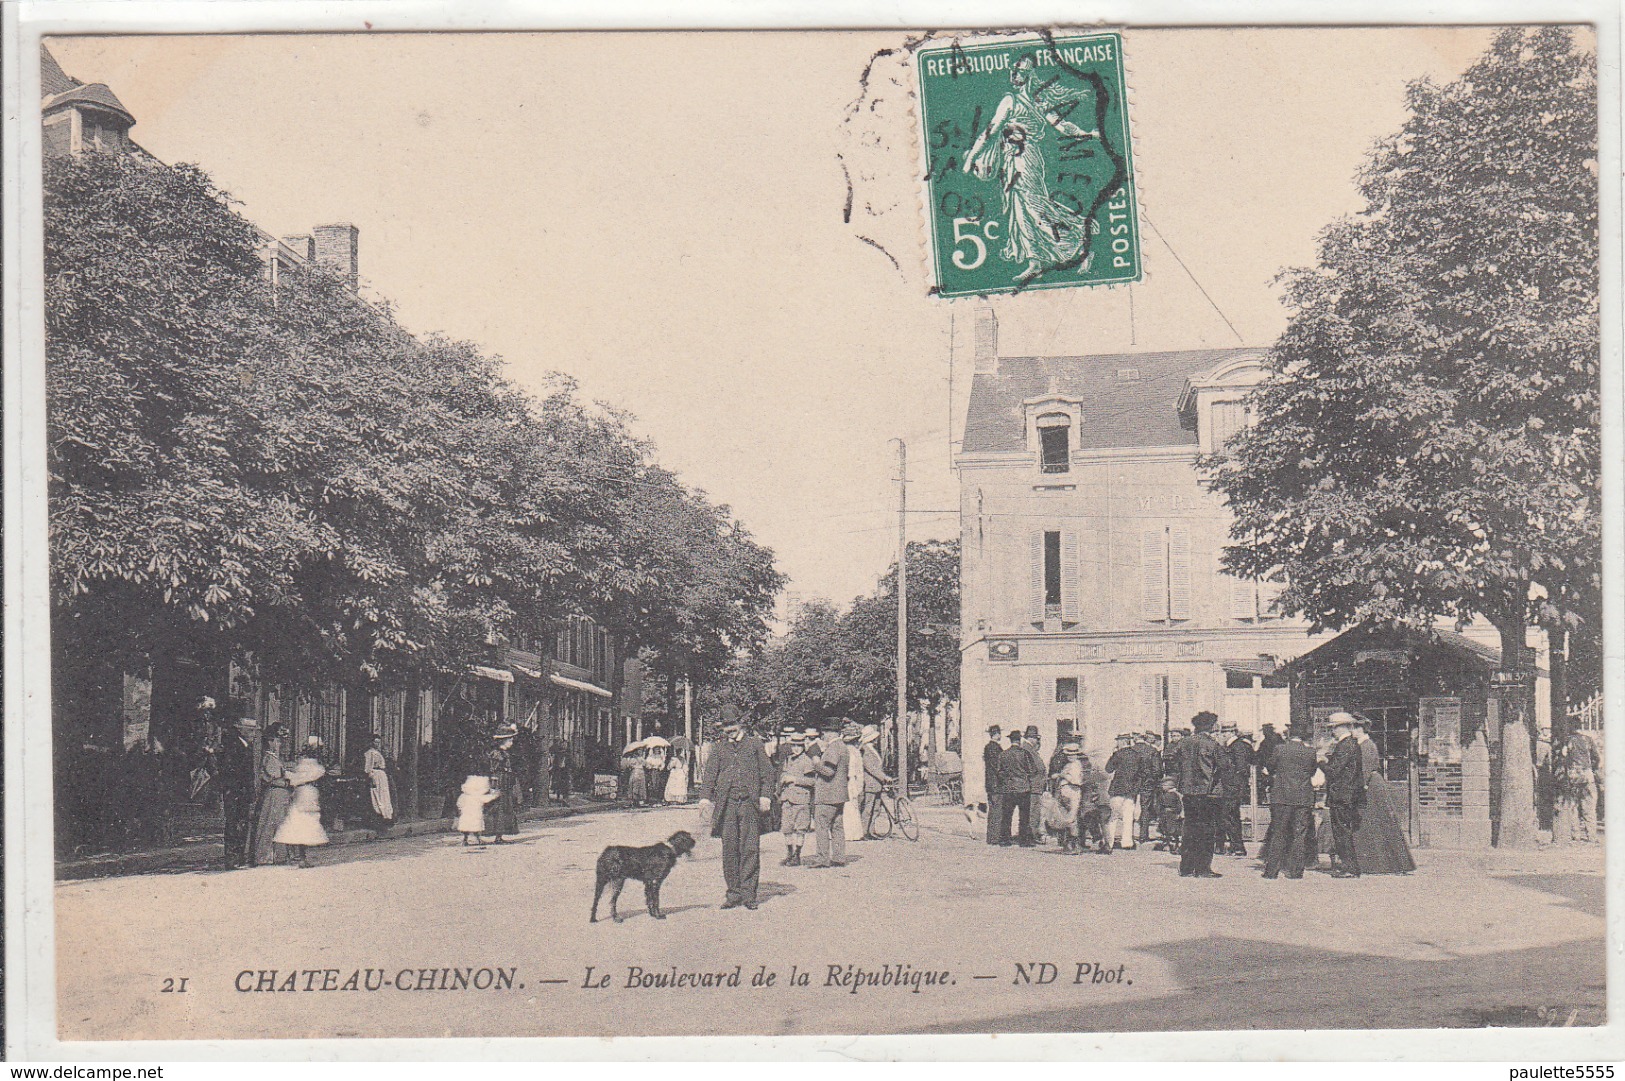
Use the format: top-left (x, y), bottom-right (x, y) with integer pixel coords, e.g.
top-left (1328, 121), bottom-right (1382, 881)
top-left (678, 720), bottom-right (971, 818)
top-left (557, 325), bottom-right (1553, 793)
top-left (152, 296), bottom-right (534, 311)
top-left (250, 723), bottom-right (294, 866)
top-left (272, 735), bottom-right (330, 868)
top-left (485, 725), bottom-right (521, 843)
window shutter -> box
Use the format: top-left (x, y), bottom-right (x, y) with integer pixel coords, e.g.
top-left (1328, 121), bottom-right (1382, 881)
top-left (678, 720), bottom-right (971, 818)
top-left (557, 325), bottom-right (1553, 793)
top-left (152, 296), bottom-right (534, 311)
top-left (1140, 529), bottom-right (1166, 622)
top-left (1060, 530), bottom-right (1081, 623)
top-left (1184, 675), bottom-right (1202, 717)
top-left (1030, 531), bottom-right (1047, 624)
top-left (1030, 675), bottom-right (1049, 724)
top-left (1227, 575), bottom-right (1257, 621)
top-left (1168, 526), bottom-right (1192, 620)
top-left (1259, 579), bottom-right (1286, 620)
top-left (1141, 674), bottom-right (1160, 730)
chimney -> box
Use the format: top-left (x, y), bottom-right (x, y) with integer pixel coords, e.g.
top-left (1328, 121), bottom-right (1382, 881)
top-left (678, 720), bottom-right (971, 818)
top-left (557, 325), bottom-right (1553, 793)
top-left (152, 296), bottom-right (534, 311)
top-left (973, 306), bottom-right (999, 374)
top-left (311, 223), bottom-right (359, 288)
top-left (280, 235), bottom-right (314, 261)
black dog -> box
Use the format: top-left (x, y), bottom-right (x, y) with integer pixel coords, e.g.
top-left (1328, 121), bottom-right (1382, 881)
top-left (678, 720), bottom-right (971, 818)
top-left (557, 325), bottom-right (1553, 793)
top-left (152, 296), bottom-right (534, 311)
top-left (590, 830), bottom-right (696, 923)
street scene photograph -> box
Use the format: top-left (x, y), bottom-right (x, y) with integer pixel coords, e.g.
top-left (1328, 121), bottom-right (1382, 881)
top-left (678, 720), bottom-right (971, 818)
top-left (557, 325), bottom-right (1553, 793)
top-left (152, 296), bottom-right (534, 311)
top-left (11, 20), bottom-right (1609, 1052)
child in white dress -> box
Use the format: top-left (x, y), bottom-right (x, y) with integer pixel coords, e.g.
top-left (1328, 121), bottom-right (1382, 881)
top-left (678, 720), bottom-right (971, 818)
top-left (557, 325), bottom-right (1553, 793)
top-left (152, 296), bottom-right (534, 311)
top-left (457, 775), bottom-right (498, 846)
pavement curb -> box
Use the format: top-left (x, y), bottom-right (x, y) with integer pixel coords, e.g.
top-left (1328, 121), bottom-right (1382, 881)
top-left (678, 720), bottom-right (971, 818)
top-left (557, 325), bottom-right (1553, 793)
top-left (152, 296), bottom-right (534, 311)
top-left (56, 797), bottom-right (645, 881)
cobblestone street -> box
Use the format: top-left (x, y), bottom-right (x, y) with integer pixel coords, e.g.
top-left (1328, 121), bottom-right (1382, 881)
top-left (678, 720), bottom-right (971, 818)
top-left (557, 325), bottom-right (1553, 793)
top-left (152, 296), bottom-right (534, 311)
top-left (56, 802), bottom-right (1605, 1041)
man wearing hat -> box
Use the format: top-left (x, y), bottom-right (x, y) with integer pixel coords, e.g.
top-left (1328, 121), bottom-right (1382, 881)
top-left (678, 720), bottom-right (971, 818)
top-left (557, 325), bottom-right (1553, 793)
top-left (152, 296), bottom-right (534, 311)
top-left (1261, 722), bottom-right (1317, 879)
top-left (1213, 722), bottom-right (1248, 858)
top-left (777, 731), bottom-right (817, 866)
top-left (1322, 712), bottom-right (1367, 878)
top-left (982, 725), bottom-right (1006, 843)
top-left (696, 706), bottom-right (778, 908)
top-left (1134, 732), bottom-right (1163, 845)
top-left (1001, 726), bottom-right (1048, 847)
top-left (1104, 732), bottom-right (1144, 850)
top-left (1174, 712), bottom-right (1224, 877)
top-left (218, 709), bottom-right (259, 868)
top-left (859, 726), bottom-right (893, 839)
top-left (808, 720), bottom-right (858, 867)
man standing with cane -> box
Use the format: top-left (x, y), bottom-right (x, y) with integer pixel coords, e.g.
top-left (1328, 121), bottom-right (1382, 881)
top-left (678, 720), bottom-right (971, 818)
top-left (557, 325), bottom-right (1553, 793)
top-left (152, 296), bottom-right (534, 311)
top-left (696, 707), bottom-right (777, 911)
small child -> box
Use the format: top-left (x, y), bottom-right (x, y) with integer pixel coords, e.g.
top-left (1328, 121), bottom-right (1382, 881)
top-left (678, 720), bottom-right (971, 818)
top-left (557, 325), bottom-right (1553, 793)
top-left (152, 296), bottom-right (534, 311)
top-left (456, 775), bottom-right (499, 846)
top-left (1153, 777), bottom-right (1183, 852)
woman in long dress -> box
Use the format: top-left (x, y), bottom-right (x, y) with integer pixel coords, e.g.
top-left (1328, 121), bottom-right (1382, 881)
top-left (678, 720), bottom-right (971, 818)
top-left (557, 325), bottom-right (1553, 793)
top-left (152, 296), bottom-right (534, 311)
top-left (843, 736), bottom-right (865, 842)
top-left (363, 734), bottom-right (394, 835)
top-left (664, 744), bottom-right (689, 803)
top-left (272, 736), bottom-right (329, 868)
top-left (249, 724), bottom-right (294, 866)
top-left (963, 54), bottom-right (1100, 283)
top-left (485, 727), bottom-right (520, 843)
top-left (1352, 719), bottom-right (1416, 874)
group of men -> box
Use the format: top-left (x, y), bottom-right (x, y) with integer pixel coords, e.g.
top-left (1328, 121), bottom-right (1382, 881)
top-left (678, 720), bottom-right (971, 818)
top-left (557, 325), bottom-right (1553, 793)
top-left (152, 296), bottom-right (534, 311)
top-left (979, 710), bottom-right (1381, 881)
top-left (694, 711), bottom-right (890, 911)
top-left (980, 718), bottom-right (1257, 862)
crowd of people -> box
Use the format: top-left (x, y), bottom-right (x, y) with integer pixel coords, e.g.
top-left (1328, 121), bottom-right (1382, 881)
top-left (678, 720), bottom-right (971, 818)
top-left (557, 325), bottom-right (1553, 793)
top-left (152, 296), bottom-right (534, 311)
top-left (980, 709), bottom-right (1417, 880)
top-left (691, 710), bottom-right (895, 910)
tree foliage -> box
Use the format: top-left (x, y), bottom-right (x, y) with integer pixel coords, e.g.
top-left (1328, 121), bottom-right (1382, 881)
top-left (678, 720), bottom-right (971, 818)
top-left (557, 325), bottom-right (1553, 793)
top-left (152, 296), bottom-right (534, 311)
top-left (716, 539), bottom-right (961, 729)
top-left (47, 151), bottom-right (781, 691)
top-left (1202, 28), bottom-right (1599, 685)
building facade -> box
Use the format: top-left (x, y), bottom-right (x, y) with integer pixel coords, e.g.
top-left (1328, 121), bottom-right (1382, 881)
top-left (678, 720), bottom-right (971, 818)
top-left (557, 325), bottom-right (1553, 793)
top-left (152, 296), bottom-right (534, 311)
top-left (956, 308), bottom-right (1329, 803)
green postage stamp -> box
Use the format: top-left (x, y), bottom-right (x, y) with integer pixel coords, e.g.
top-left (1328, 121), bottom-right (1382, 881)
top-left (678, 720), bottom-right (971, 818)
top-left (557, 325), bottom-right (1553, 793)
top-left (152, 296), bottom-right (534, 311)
top-left (915, 31), bottom-right (1140, 298)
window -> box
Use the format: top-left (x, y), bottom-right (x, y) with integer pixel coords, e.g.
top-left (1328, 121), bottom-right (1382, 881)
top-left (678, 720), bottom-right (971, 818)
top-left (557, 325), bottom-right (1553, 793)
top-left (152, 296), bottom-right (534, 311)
top-left (1037, 413), bottom-right (1071, 473)
top-left (1043, 531), bottom-right (1062, 613)
top-left (1031, 529), bottom-right (1080, 626)
top-left (1141, 526), bottom-right (1193, 622)
top-left (1055, 677), bottom-right (1078, 704)
top-left (1210, 399), bottom-right (1250, 448)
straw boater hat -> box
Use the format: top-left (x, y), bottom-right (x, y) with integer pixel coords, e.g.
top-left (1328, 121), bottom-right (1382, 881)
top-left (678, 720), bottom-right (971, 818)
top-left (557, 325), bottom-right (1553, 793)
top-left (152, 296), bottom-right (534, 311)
top-left (802, 727), bottom-right (820, 739)
top-left (1115, 732), bottom-right (1133, 744)
top-left (492, 724), bottom-right (519, 741)
top-left (1061, 741), bottom-right (1083, 756)
top-left (859, 727), bottom-right (879, 746)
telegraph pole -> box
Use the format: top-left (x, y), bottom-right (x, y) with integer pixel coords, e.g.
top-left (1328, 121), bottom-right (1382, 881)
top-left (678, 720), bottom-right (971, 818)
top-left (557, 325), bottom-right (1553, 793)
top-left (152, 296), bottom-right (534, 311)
top-left (893, 438), bottom-right (908, 789)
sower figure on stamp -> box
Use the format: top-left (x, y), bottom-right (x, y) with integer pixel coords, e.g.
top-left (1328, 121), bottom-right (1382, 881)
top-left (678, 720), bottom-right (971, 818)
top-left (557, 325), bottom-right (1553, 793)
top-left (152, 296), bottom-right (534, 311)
top-left (1323, 712), bottom-right (1367, 878)
top-left (1261, 723), bottom-right (1316, 880)
top-left (695, 706), bottom-right (777, 910)
top-left (1175, 712), bottom-right (1224, 878)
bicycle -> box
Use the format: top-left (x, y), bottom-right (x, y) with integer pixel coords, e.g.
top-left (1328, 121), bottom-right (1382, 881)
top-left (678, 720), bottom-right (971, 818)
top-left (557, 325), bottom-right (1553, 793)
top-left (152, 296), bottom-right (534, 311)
top-left (866, 782), bottom-right (919, 842)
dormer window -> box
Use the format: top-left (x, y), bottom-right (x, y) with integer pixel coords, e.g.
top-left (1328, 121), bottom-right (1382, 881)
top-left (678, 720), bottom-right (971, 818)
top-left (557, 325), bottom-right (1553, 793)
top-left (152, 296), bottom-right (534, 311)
top-left (1037, 413), bottom-right (1071, 473)
top-left (1210, 399), bottom-right (1252, 449)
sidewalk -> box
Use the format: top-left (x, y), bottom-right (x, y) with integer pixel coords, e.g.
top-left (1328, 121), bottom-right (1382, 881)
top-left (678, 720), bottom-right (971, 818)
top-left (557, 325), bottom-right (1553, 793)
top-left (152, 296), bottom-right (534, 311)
top-left (55, 795), bottom-right (635, 881)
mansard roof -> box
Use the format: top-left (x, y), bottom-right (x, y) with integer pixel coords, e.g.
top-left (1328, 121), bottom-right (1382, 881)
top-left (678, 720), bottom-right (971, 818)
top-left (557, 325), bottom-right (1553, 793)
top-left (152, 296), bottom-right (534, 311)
top-left (961, 347), bottom-right (1263, 454)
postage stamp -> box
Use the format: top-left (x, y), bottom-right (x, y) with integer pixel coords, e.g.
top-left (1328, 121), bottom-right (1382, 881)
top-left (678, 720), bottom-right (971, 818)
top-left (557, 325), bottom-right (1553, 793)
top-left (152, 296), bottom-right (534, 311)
top-left (915, 31), bottom-right (1140, 297)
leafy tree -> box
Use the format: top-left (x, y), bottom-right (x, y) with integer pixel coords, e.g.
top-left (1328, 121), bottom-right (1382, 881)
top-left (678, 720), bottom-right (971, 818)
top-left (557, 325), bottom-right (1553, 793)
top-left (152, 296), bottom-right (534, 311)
top-left (1202, 28), bottom-right (1599, 728)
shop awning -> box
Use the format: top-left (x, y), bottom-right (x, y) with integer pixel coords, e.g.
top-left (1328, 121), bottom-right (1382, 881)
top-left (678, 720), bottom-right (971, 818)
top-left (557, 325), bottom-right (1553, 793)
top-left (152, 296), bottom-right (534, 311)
top-left (511, 662), bottom-right (546, 681)
top-left (470, 665), bottom-right (514, 683)
top-left (549, 673), bottom-right (613, 698)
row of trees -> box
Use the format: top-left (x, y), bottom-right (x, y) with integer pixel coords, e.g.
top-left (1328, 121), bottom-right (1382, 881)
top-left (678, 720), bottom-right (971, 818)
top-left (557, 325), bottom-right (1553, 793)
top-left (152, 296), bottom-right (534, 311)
top-left (47, 150), bottom-right (782, 715)
top-left (1203, 27), bottom-right (1600, 728)
top-left (709, 539), bottom-right (961, 742)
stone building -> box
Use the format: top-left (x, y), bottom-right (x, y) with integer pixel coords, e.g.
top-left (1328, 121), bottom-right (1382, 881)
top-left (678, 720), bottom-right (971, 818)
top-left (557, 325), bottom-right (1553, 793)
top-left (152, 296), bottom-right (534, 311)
top-left (955, 307), bottom-right (1330, 804)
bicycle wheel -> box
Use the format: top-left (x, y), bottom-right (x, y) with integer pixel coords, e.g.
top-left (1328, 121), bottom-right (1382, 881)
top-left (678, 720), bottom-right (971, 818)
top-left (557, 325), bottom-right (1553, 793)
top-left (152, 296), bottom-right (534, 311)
top-left (869, 796), bottom-right (894, 839)
top-left (896, 796), bottom-right (920, 842)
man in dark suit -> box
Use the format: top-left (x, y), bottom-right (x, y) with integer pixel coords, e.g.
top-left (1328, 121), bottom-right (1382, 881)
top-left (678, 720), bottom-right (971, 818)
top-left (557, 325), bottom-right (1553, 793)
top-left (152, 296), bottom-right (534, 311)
top-left (1323, 711), bottom-right (1367, 878)
top-left (982, 725), bottom-right (1006, 844)
top-left (1174, 712), bottom-right (1224, 877)
top-left (696, 708), bottom-right (779, 910)
top-left (1216, 724), bottom-right (1252, 857)
top-left (1134, 732), bottom-right (1162, 844)
top-left (1255, 723), bottom-right (1283, 804)
top-left (1001, 726), bottom-right (1047, 846)
top-left (218, 716), bottom-right (258, 869)
top-left (1262, 724), bottom-right (1317, 879)
top-left (993, 728), bottom-right (1024, 845)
